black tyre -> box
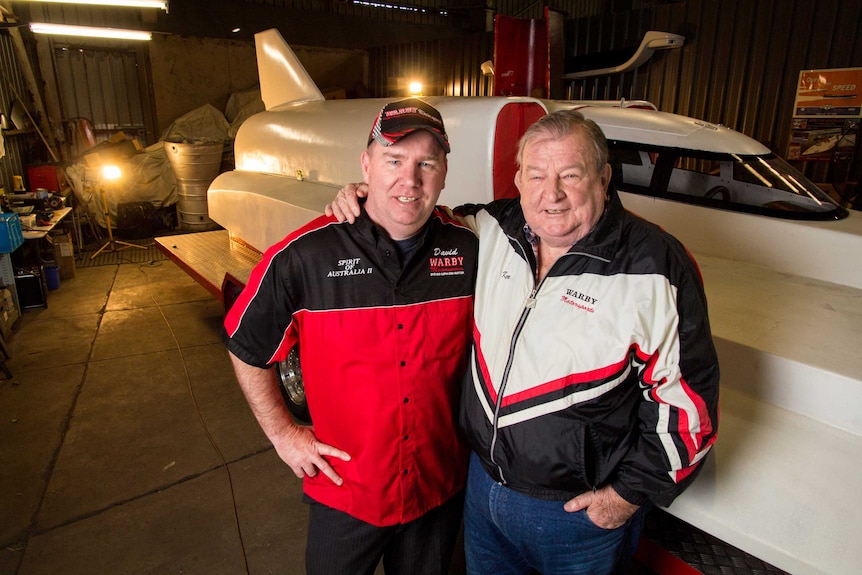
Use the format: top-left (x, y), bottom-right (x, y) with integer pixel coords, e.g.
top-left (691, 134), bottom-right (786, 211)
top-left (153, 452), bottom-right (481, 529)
top-left (276, 346), bottom-right (311, 425)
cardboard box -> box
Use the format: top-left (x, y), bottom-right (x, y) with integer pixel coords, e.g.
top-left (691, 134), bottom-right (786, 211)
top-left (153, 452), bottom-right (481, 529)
top-left (52, 233), bottom-right (76, 279)
top-left (0, 286), bottom-right (18, 339)
top-left (0, 288), bottom-right (13, 312)
top-left (1, 304), bottom-right (19, 340)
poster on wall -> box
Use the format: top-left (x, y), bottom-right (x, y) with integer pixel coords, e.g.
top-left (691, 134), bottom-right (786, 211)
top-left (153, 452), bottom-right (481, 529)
top-left (793, 67), bottom-right (862, 117)
top-left (788, 117), bottom-right (859, 161)
top-left (788, 67), bottom-right (862, 161)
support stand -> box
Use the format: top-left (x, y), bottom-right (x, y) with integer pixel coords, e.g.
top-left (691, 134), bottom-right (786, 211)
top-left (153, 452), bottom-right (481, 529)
top-left (90, 188), bottom-right (148, 259)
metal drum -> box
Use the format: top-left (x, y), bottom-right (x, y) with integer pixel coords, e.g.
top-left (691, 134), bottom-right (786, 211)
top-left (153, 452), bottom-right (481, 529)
top-left (165, 141), bottom-right (223, 231)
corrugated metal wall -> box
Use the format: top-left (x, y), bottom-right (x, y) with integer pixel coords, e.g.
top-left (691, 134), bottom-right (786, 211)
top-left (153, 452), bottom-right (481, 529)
top-left (22, 3), bottom-right (143, 29)
top-left (8, 0), bottom-right (862, 186)
top-left (369, 0), bottom-right (862, 186)
top-left (53, 45), bottom-right (147, 141)
top-left (4, 3), bottom-right (152, 163)
top-left (0, 33), bottom-right (36, 193)
top-left (566, 0), bottom-right (862, 158)
top-left (443, 33), bottom-right (495, 97)
top-left (241, 0), bottom-right (455, 26)
top-left (242, 0), bottom-right (528, 25)
top-left (237, 0), bottom-right (663, 29)
top-left (369, 33), bottom-right (494, 97)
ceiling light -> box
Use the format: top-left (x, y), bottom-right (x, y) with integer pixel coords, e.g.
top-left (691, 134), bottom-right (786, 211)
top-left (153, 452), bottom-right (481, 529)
top-left (22, 0), bottom-right (167, 9)
top-left (30, 22), bottom-right (152, 41)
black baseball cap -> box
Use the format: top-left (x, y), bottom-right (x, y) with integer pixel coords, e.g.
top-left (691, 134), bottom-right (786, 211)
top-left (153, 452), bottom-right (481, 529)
top-left (368, 98), bottom-right (450, 154)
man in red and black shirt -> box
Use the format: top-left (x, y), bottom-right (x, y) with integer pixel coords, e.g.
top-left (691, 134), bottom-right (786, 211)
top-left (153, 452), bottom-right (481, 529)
top-left (223, 99), bottom-right (477, 575)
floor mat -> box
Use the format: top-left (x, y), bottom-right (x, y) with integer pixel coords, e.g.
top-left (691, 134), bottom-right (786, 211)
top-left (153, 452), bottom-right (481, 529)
top-left (77, 238), bottom-right (169, 267)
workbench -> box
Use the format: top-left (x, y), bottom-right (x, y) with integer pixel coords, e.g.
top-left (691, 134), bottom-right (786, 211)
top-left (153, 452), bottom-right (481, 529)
top-left (21, 206), bottom-right (72, 241)
top-left (13, 207), bottom-right (74, 309)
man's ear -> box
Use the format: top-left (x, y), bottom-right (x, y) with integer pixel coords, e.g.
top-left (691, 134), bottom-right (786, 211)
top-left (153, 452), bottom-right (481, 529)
top-left (360, 150), bottom-right (371, 183)
top-left (513, 169), bottom-right (522, 193)
top-left (600, 163), bottom-right (611, 189)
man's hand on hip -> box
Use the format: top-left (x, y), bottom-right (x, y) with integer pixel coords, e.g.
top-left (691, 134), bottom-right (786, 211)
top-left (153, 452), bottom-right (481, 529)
top-left (564, 485), bottom-right (640, 529)
top-left (272, 424), bottom-right (351, 486)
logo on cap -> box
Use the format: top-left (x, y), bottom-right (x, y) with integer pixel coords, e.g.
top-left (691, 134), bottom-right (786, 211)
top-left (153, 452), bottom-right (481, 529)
top-left (368, 98), bottom-right (450, 154)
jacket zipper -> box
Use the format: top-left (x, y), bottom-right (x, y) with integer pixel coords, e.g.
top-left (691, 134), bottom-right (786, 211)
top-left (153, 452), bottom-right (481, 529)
top-left (487, 239), bottom-right (611, 485)
top-left (489, 286), bottom-right (536, 484)
top-left (489, 237), bottom-right (538, 484)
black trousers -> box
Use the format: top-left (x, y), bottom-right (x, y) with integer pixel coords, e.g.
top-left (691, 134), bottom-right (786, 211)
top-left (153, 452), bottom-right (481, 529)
top-left (304, 491), bottom-right (464, 575)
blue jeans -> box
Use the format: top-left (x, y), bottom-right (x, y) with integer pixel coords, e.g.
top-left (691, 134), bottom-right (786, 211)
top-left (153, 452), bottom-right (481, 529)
top-left (464, 453), bottom-right (646, 575)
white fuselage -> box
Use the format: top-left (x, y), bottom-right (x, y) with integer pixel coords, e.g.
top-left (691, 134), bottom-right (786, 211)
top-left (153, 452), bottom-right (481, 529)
top-left (197, 29), bottom-right (862, 575)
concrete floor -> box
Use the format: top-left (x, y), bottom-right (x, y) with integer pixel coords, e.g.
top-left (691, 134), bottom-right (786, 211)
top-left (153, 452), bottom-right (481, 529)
top-left (0, 257), bottom-right (660, 575)
top-left (0, 260), bottom-right (311, 574)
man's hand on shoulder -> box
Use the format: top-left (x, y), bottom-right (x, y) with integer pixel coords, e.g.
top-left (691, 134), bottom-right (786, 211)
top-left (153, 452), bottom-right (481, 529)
top-left (325, 182), bottom-right (368, 223)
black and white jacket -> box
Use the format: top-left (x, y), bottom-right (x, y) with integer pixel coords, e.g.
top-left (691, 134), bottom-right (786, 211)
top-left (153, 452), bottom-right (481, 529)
top-left (457, 189), bottom-right (720, 507)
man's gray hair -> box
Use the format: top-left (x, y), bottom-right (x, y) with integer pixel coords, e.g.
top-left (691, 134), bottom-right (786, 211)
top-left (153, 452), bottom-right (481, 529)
top-left (516, 109), bottom-right (609, 174)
